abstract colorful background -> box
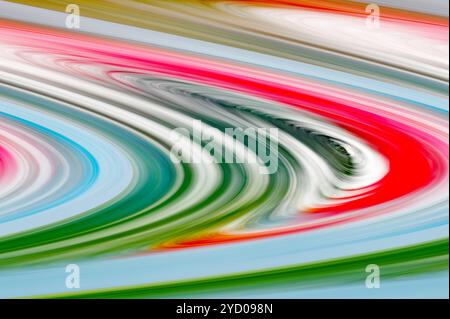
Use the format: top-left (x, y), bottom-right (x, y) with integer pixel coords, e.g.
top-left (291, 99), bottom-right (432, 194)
top-left (0, 0), bottom-right (448, 298)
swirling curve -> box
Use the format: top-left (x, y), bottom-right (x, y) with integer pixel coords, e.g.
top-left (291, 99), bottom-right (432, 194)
top-left (0, 0), bottom-right (448, 298)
